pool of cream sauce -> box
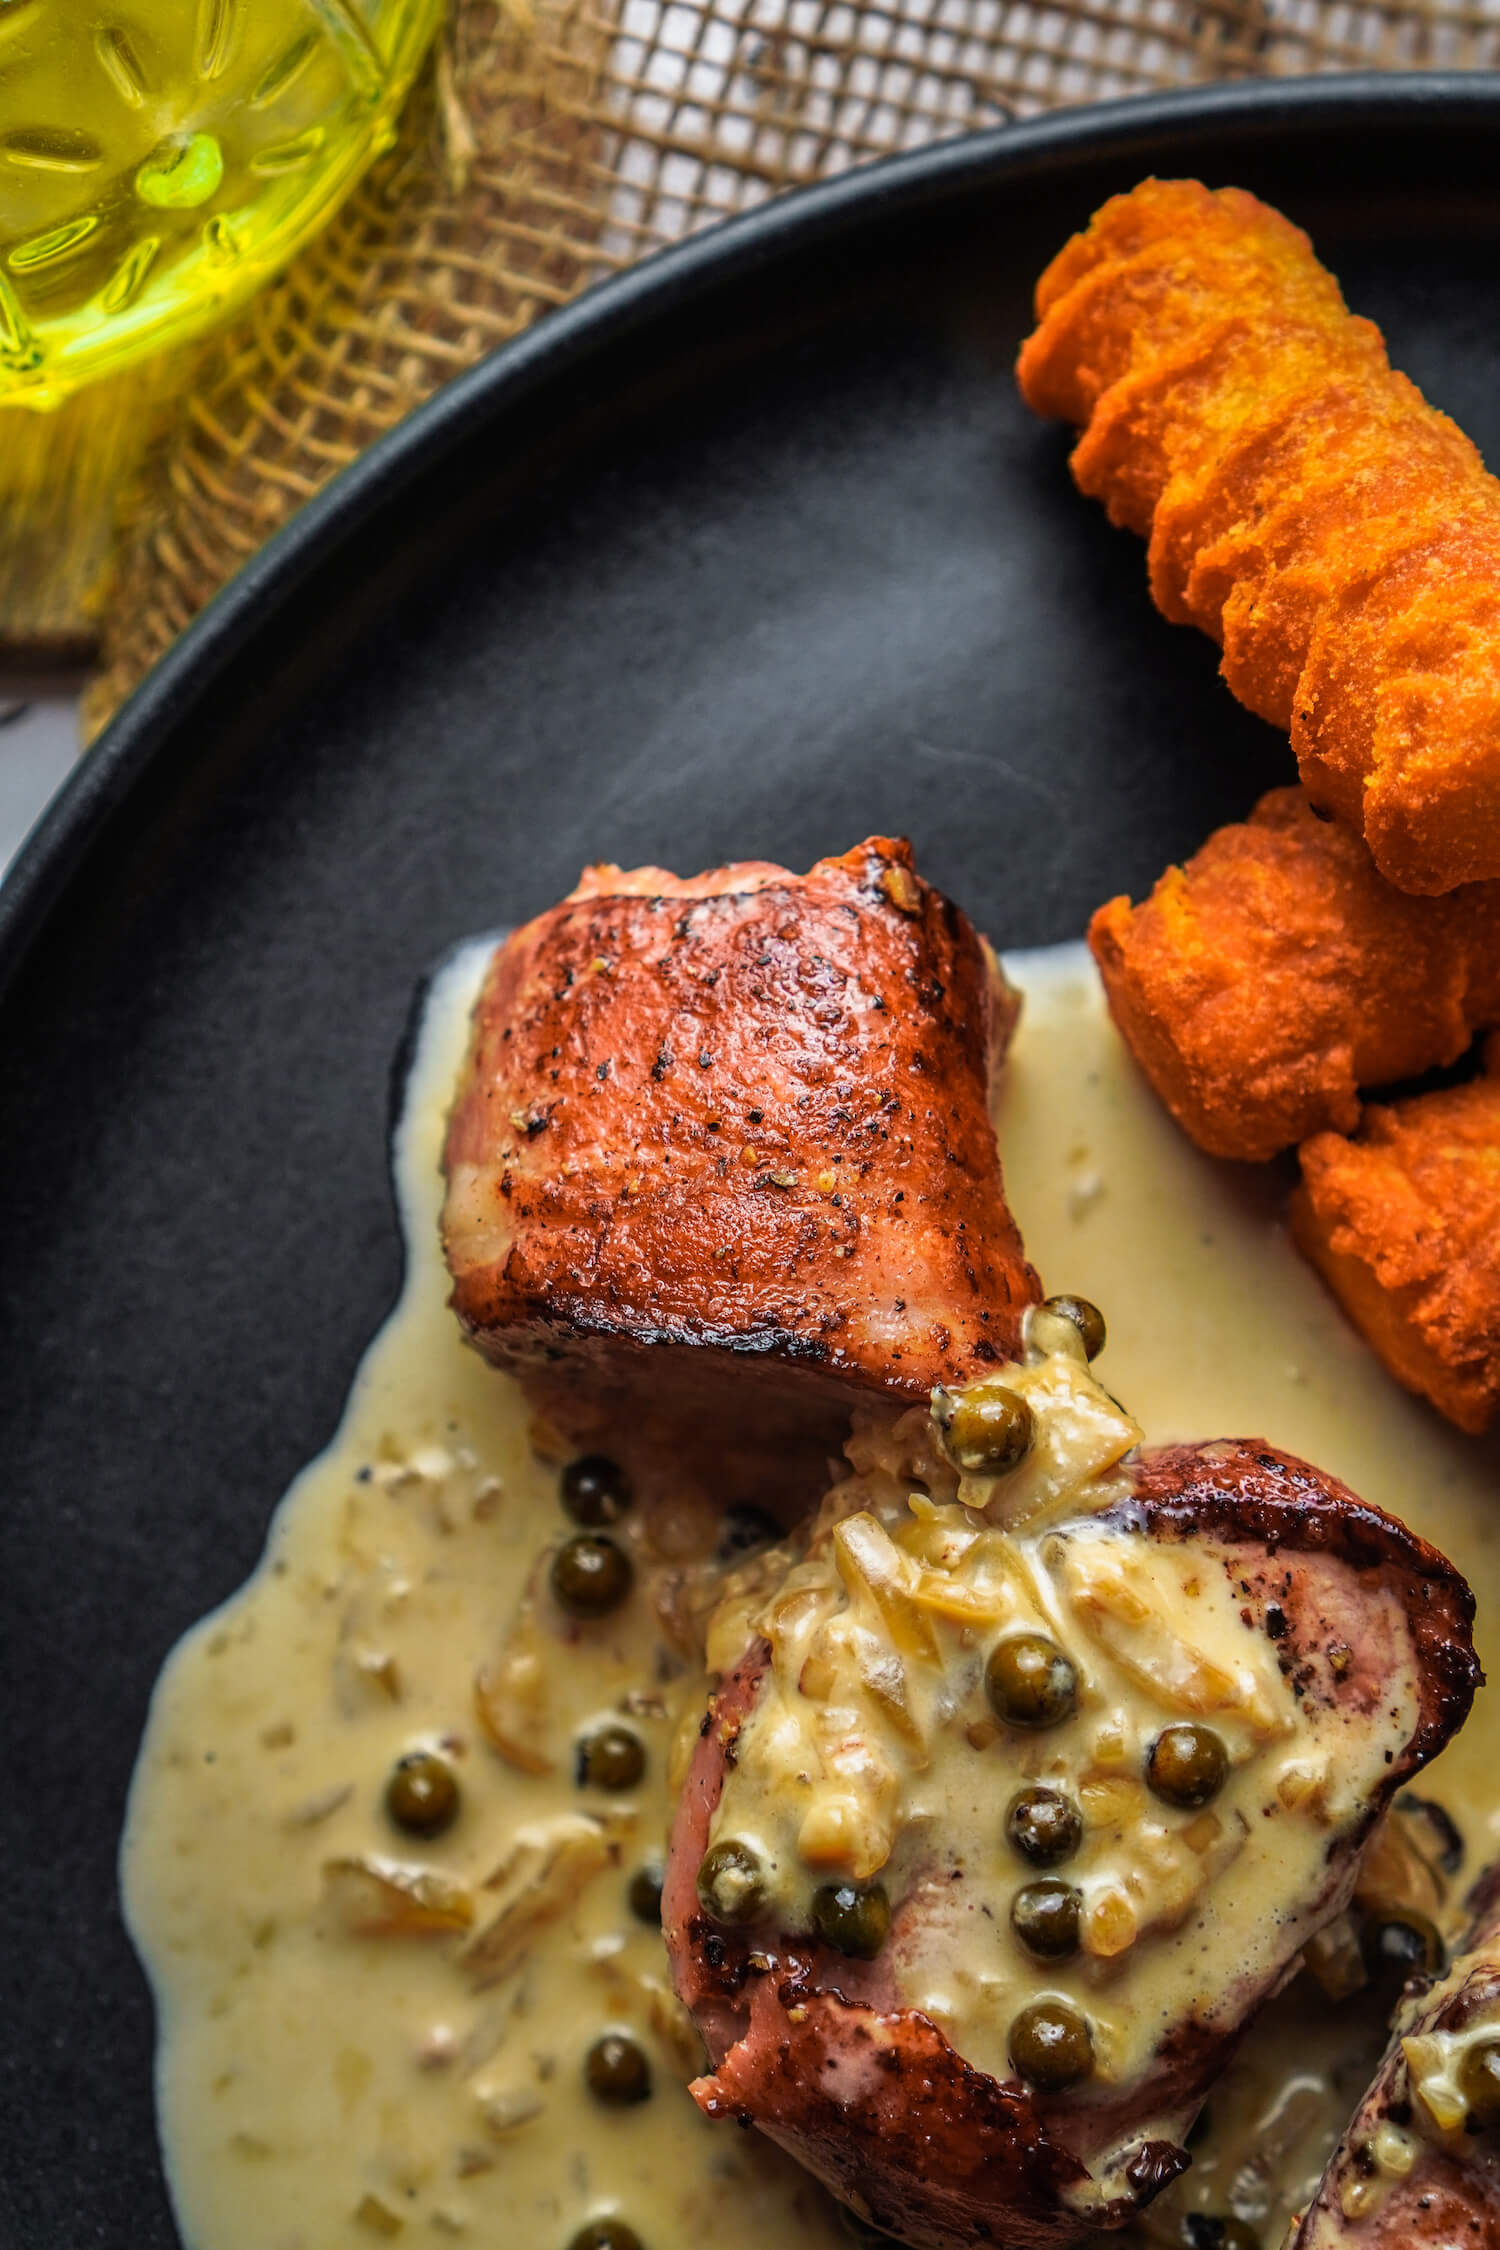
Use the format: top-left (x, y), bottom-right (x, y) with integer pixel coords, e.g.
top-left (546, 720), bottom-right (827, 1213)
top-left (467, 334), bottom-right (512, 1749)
top-left (121, 938), bottom-right (1500, 2250)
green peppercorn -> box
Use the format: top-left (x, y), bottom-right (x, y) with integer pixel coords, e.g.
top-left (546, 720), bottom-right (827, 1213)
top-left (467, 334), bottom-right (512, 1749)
top-left (986, 1633), bottom-right (1078, 1729)
top-left (1006, 1786), bottom-right (1083, 1868)
top-left (811, 1881), bottom-right (891, 1960)
top-left (569, 2222), bottom-right (644, 2250)
top-left (1183, 2221), bottom-right (1261, 2250)
top-left (1396, 1791), bottom-right (1464, 1876)
top-left (1011, 1878), bottom-right (1081, 1960)
top-left (577, 1724), bottom-right (645, 1791)
top-left (1008, 1998), bottom-right (1094, 2091)
top-left (551, 1532), bottom-right (634, 1618)
top-left (1041, 1294), bottom-right (1106, 1360)
top-left (1363, 1909), bottom-right (1445, 1983)
top-left (562, 1455), bottom-right (634, 1527)
top-left (384, 1749), bottom-right (460, 1838)
top-left (584, 2032), bottom-right (652, 2105)
top-left (627, 1862), bottom-right (664, 1924)
top-left (696, 1838), bottom-right (767, 1926)
top-left (1147, 1722), bottom-right (1228, 1809)
top-left (1460, 2036), bottom-right (1500, 2129)
top-left (933, 1381), bottom-right (1034, 1475)
top-left (718, 1503), bottom-right (782, 1559)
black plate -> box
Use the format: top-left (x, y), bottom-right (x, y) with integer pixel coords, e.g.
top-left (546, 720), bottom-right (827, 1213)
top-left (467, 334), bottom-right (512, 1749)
top-left (4, 72), bottom-right (1499, 2249)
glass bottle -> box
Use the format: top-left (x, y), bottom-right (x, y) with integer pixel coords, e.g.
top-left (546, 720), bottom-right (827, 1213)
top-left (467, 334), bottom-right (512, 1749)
top-left (0, 0), bottom-right (444, 407)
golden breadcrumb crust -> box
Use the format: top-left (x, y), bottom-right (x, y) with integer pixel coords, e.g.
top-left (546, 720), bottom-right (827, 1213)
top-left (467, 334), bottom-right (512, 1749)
top-left (1292, 1054), bottom-right (1500, 1435)
top-left (1088, 787), bottom-right (1500, 1161)
top-left (1020, 178), bottom-right (1500, 895)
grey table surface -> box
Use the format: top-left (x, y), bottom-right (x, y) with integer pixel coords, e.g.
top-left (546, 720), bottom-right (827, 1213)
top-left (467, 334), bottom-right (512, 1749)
top-left (1, 677), bottom-right (84, 879)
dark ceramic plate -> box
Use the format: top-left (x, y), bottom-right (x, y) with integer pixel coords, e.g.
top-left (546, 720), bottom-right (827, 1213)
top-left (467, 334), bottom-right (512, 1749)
top-left (3, 72), bottom-right (1499, 2249)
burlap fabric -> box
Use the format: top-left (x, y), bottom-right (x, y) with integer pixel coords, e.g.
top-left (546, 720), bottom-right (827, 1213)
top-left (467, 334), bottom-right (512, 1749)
top-left (86, 0), bottom-right (1500, 733)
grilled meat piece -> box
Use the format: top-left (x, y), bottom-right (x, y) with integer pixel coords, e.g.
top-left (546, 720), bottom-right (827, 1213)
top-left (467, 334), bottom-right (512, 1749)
top-left (442, 838), bottom-right (1038, 1508)
top-left (665, 1439), bottom-right (1479, 2249)
top-left (1293, 1865), bottom-right (1500, 2246)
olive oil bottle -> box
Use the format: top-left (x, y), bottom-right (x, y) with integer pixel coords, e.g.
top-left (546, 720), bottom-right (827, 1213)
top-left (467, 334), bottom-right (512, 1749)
top-left (0, 0), bottom-right (443, 407)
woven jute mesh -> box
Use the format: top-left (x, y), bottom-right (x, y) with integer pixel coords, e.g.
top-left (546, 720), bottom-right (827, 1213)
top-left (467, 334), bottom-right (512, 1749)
top-left (86, 0), bottom-right (1500, 732)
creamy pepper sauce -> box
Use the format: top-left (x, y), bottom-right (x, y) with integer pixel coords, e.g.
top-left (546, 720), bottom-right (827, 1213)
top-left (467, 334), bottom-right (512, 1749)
top-left (122, 940), bottom-right (1500, 2250)
top-left (710, 1441), bottom-right (1418, 2102)
top-left (1403, 1959), bottom-right (1500, 2142)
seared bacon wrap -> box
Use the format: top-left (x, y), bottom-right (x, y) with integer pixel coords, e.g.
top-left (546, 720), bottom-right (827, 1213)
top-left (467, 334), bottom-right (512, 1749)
top-left (1294, 1865), bottom-right (1500, 2246)
top-left (442, 838), bottom-right (1038, 1504)
top-left (665, 1442), bottom-right (1479, 2249)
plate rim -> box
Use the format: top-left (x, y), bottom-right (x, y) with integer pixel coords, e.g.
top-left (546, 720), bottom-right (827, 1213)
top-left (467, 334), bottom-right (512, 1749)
top-left (5, 66), bottom-right (1498, 1004)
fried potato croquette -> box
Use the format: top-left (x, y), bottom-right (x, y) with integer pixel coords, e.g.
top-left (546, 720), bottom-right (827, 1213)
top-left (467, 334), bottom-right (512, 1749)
top-left (1291, 1049), bottom-right (1500, 1435)
top-left (1088, 788), bottom-right (1500, 1161)
top-left (1018, 179), bottom-right (1500, 895)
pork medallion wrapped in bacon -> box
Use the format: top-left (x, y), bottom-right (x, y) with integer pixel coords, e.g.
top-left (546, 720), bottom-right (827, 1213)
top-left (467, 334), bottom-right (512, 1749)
top-left (664, 1390), bottom-right (1479, 2250)
top-left (442, 838), bottom-right (1039, 1507)
top-left (1293, 1863), bottom-right (1500, 2245)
